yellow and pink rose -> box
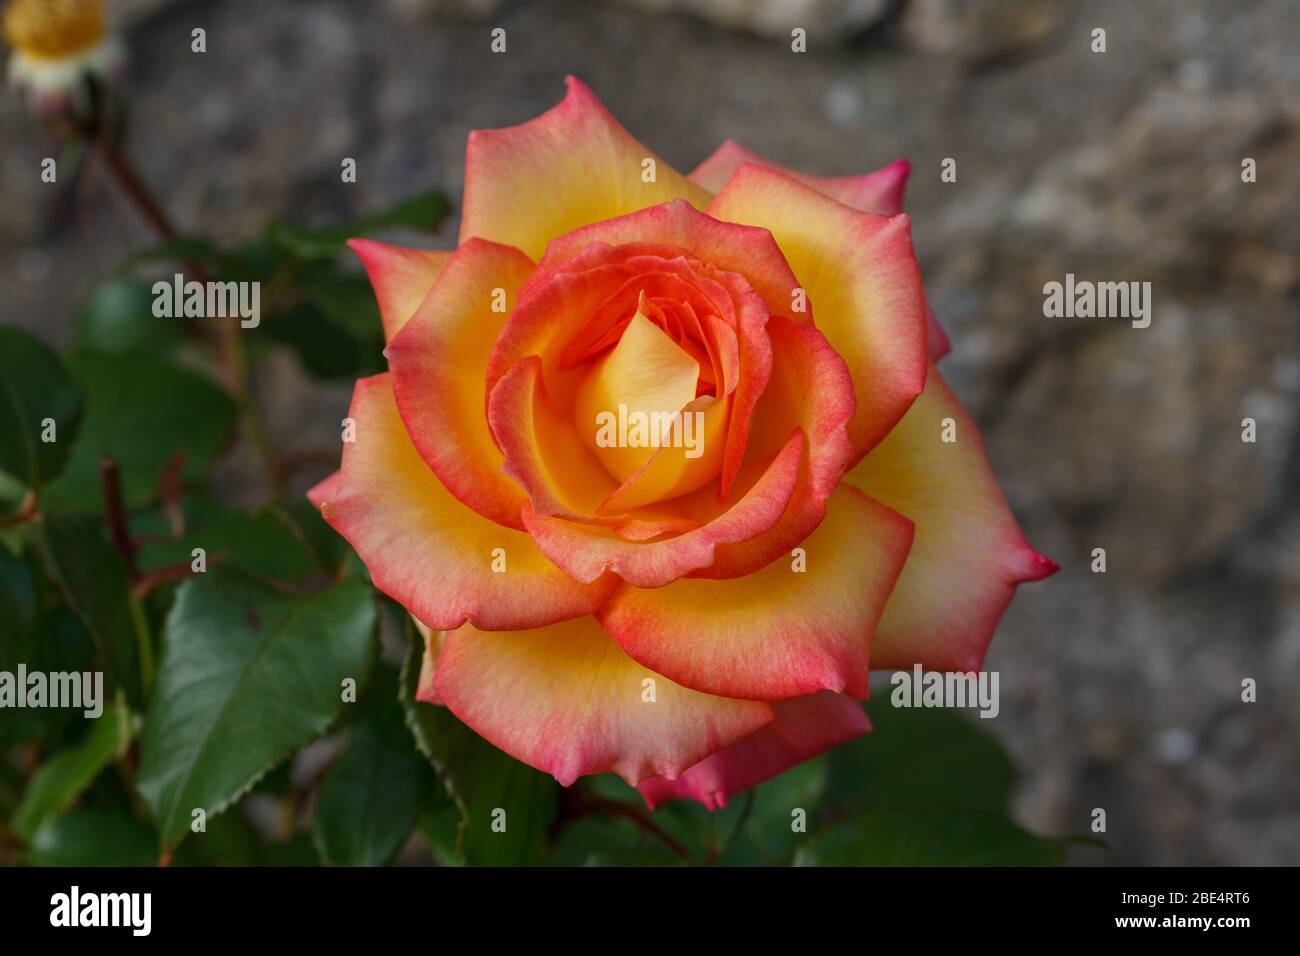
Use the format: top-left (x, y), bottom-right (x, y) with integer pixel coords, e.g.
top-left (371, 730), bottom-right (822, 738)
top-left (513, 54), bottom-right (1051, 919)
top-left (309, 78), bottom-right (1056, 809)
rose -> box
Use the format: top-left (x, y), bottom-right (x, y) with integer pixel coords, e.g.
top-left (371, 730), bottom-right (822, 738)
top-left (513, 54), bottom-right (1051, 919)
top-left (309, 78), bottom-right (1056, 809)
top-left (3, 0), bottom-right (125, 118)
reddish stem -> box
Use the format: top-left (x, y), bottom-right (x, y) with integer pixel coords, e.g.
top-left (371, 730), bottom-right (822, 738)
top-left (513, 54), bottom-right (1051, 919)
top-left (99, 456), bottom-right (138, 580)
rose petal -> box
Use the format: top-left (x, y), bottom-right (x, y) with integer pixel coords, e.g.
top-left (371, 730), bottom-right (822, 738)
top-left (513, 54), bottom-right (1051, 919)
top-left (638, 692), bottom-right (870, 810)
top-left (690, 140), bottom-right (911, 216)
top-left (599, 484), bottom-right (912, 701)
top-left (573, 309), bottom-right (702, 483)
top-left (490, 236), bottom-right (775, 510)
top-left (694, 314), bottom-right (856, 579)
top-left (461, 76), bottom-right (710, 260)
top-left (844, 365), bottom-right (1058, 672)
top-left (306, 471), bottom-right (342, 510)
top-left (521, 429), bottom-right (805, 588)
top-left (320, 374), bottom-right (616, 631)
top-left (926, 303), bottom-right (952, 362)
top-left (348, 239), bottom-right (451, 343)
top-left (708, 163), bottom-right (928, 463)
top-left (413, 618), bottom-right (445, 706)
top-left (489, 356), bottom-right (622, 519)
top-left (596, 392), bottom-right (729, 512)
top-left (387, 238), bottom-right (535, 530)
top-left (533, 198), bottom-right (804, 327)
top-left (434, 615), bottom-right (773, 787)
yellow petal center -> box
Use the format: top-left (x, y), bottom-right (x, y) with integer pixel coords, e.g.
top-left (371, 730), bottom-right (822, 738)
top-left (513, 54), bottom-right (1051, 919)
top-left (3, 0), bottom-right (105, 60)
top-left (573, 309), bottom-right (727, 508)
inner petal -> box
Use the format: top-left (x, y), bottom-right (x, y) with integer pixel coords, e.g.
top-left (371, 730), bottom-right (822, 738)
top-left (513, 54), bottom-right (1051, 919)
top-left (574, 309), bottom-right (700, 483)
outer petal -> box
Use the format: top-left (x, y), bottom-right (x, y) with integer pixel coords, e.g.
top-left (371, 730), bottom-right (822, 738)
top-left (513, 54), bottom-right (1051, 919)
top-left (926, 303), bottom-right (952, 362)
top-left (413, 619), bottom-right (445, 707)
top-left (521, 429), bottom-right (805, 588)
top-left (708, 163), bottom-right (928, 462)
top-left (844, 365), bottom-right (1058, 672)
top-left (690, 139), bottom-right (911, 216)
top-left (348, 239), bottom-right (452, 343)
top-left (688, 148), bottom-right (953, 364)
top-left (387, 238), bottom-right (535, 530)
top-left (638, 692), bottom-right (870, 810)
top-left (318, 374), bottom-right (616, 631)
top-left (599, 484), bottom-right (913, 701)
top-left (461, 76), bottom-right (710, 260)
top-left (306, 471), bottom-right (341, 510)
top-left (434, 616), bottom-right (773, 787)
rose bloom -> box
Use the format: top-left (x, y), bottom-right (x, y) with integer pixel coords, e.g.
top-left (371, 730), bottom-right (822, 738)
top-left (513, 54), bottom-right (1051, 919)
top-left (2, 0), bottom-right (124, 117)
top-left (310, 78), bottom-right (1056, 809)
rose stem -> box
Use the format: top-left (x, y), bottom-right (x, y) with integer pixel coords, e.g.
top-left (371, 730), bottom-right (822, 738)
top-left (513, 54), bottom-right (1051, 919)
top-left (561, 791), bottom-right (695, 862)
top-left (99, 455), bottom-right (154, 695)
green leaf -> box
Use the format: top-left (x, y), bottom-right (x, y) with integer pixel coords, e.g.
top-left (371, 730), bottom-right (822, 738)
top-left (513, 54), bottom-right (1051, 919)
top-left (311, 702), bottom-right (434, 866)
top-left (547, 809), bottom-right (685, 867)
top-left (0, 540), bottom-right (36, 659)
top-left (0, 325), bottom-right (84, 491)
top-left (137, 568), bottom-right (376, 849)
top-left (10, 692), bottom-right (136, 841)
top-left (399, 623), bottom-right (560, 865)
top-left (266, 189), bottom-right (450, 260)
top-left (132, 495), bottom-right (323, 583)
top-left (417, 800), bottom-right (464, 866)
top-left (261, 263), bottom-right (386, 379)
top-left (546, 777), bottom-right (690, 867)
top-left (72, 278), bottom-right (187, 355)
top-left (45, 350), bottom-right (236, 512)
top-left (716, 757), bottom-right (830, 865)
top-left (114, 236), bottom-right (228, 275)
top-left (0, 607), bottom-right (96, 749)
top-left (37, 514), bottom-right (143, 706)
top-left (264, 299), bottom-right (385, 379)
top-left (793, 808), bottom-right (1068, 866)
top-left (21, 808), bottom-right (157, 866)
top-left (798, 702), bottom-right (1068, 866)
top-left (822, 703), bottom-right (1016, 819)
top-left (257, 833), bottom-right (322, 867)
top-left (260, 499), bottom-right (354, 578)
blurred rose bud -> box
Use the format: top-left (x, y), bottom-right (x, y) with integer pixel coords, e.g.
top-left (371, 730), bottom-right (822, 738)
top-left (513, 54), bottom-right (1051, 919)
top-left (3, 0), bottom-right (125, 122)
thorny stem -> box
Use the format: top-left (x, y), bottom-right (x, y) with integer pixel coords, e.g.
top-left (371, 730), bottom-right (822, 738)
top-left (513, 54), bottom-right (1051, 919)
top-left (130, 550), bottom-right (227, 601)
top-left (97, 137), bottom-right (180, 250)
top-left (99, 456), bottom-right (137, 578)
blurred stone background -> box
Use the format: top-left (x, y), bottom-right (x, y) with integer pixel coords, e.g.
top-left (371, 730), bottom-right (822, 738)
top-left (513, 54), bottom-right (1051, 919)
top-left (2, 0), bottom-right (1297, 864)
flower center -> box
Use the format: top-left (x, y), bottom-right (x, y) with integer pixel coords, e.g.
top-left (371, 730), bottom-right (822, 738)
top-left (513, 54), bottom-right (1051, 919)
top-left (3, 0), bottom-right (105, 60)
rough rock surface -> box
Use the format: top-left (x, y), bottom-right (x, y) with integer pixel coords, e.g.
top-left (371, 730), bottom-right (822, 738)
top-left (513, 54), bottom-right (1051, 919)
top-left (1, 0), bottom-right (1297, 864)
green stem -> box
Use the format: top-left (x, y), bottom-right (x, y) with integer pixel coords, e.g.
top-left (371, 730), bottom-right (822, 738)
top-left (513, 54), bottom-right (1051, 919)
top-left (128, 593), bottom-right (154, 697)
top-left (226, 325), bottom-right (281, 502)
